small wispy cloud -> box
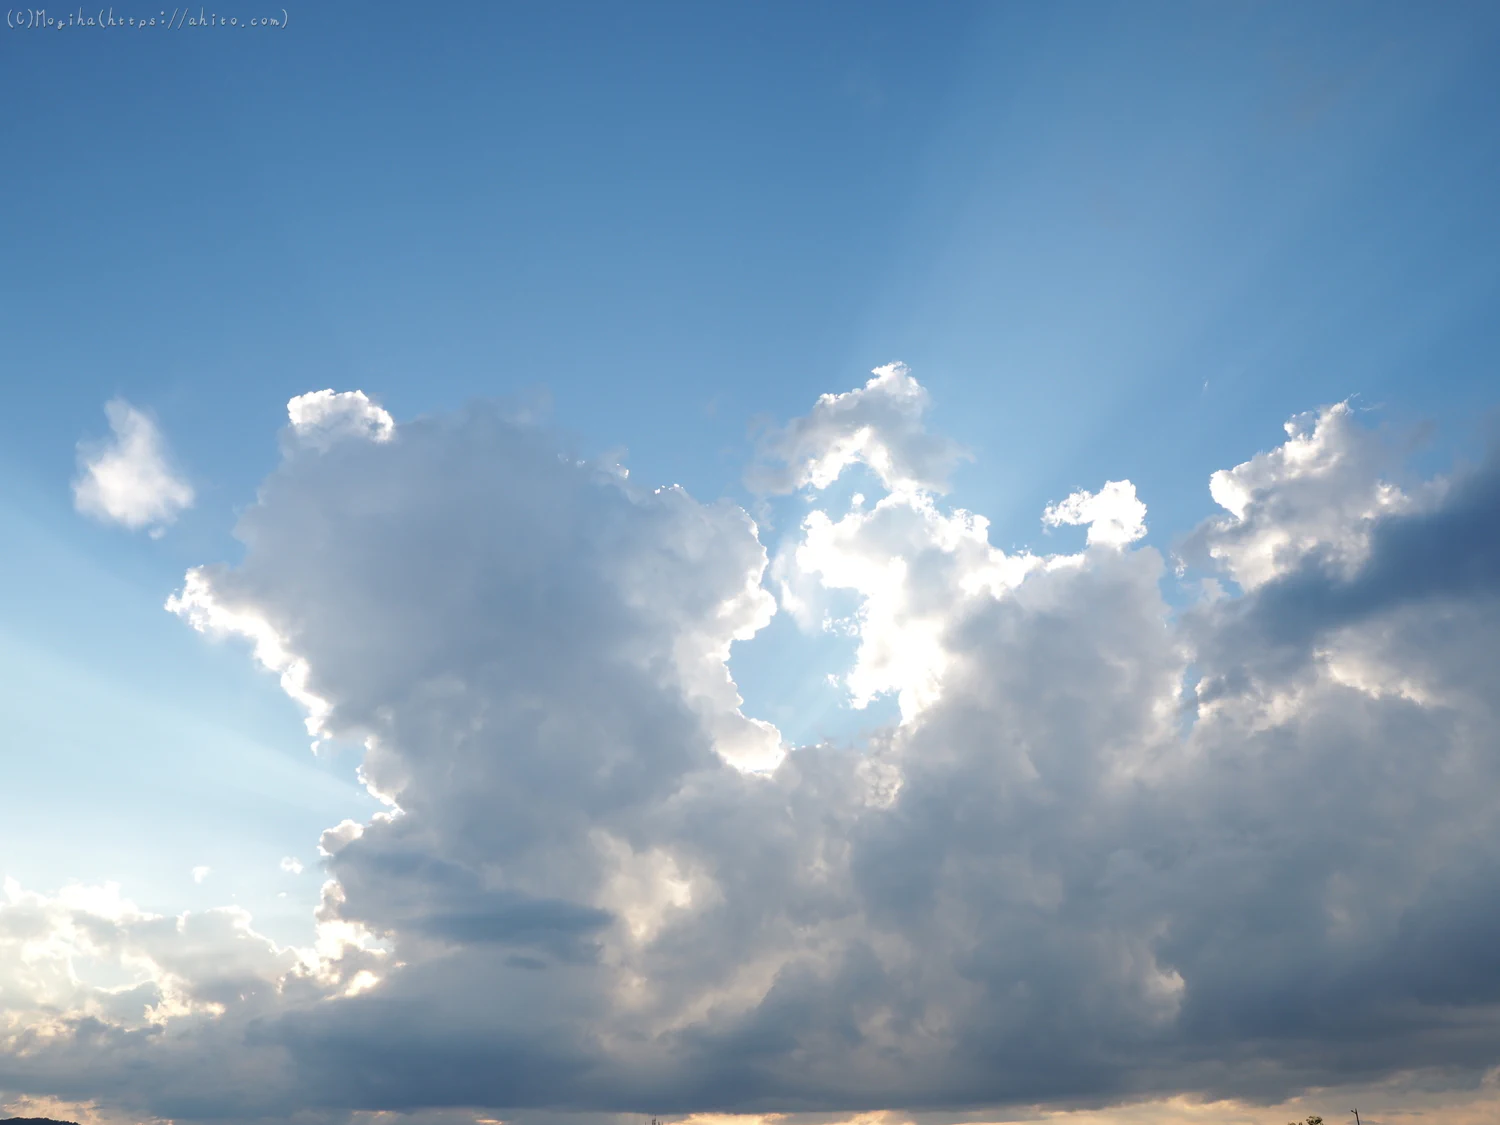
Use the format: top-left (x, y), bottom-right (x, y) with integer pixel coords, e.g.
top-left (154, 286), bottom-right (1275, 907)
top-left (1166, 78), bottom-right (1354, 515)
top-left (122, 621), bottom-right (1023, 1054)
top-left (279, 856), bottom-right (304, 875)
top-left (191, 866), bottom-right (211, 884)
top-left (73, 398), bottom-right (194, 535)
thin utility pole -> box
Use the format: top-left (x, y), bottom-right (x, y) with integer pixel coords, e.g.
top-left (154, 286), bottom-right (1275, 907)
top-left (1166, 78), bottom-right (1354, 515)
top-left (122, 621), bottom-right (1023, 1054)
top-left (1351, 1110), bottom-right (1361, 1125)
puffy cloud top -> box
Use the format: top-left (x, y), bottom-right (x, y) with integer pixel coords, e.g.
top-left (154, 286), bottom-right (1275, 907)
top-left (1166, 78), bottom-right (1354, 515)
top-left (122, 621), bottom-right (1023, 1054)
top-left (286, 389), bottom-right (396, 450)
top-left (1194, 401), bottom-right (1410, 589)
top-left (750, 363), bottom-right (967, 495)
top-left (1043, 479), bottom-right (1149, 548)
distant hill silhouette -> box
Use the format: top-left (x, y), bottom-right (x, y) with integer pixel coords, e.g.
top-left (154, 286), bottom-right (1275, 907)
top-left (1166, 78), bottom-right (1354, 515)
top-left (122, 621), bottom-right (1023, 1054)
top-left (2, 1117), bottom-right (83, 1125)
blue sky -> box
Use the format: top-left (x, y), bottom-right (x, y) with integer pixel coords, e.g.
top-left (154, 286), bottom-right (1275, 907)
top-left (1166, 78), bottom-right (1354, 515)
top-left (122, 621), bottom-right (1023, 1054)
top-left (4, 4), bottom-right (1500, 1125)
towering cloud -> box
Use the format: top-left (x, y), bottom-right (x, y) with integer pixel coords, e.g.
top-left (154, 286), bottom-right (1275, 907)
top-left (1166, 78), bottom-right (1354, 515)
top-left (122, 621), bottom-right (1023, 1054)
top-left (8, 370), bottom-right (1500, 1125)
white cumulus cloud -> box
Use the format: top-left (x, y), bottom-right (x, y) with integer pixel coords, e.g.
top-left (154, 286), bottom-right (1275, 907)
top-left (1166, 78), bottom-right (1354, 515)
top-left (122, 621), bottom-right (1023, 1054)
top-left (1189, 400), bottom-right (1413, 589)
top-left (1042, 479), bottom-right (1149, 548)
top-left (72, 399), bottom-right (194, 533)
top-left (10, 373), bottom-right (1500, 1125)
top-left (285, 389), bottom-right (395, 450)
top-left (750, 362), bottom-right (967, 495)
